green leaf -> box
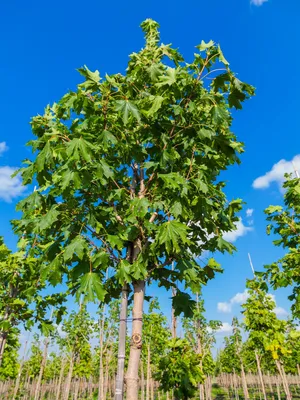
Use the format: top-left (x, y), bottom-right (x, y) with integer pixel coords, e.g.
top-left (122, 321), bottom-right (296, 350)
top-left (64, 236), bottom-right (87, 262)
top-left (218, 45), bottom-right (229, 66)
top-left (99, 130), bottom-right (118, 146)
top-left (116, 260), bottom-right (132, 284)
top-left (78, 272), bottom-right (107, 302)
top-left (265, 205), bottom-right (283, 214)
top-left (35, 141), bottom-right (53, 172)
top-left (115, 100), bottom-right (141, 125)
top-left (196, 40), bottom-right (214, 51)
top-left (146, 96), bottom-right (165, 116)
top-left (38, 207), bottom-right (60, 231)
top-left (147, 63), bottom-right (163, 82)
top-left (212, 105), bottom-right (228, 125)
top-left (66, 138), bottom-right (94, 162)
top-left (157, 221), bottom-right (190, 253)
top-left (156, 68), bottom-right (177, 87)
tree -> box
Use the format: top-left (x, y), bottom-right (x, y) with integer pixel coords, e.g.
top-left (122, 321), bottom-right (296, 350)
top-left (0, 328), bottom-right (20, 381)
top-left (156, 338), bottom-right (204, 400)
top-left (242, 278), bottom-right (292, 400)
top-left (15, 18), bottom-right (253, 399)
top-left (264, 175), bottom-right (300, 318)
top-left (183, 294), bottom-right (220, 399)
top-left (0, 236), bottom-right (66, 366)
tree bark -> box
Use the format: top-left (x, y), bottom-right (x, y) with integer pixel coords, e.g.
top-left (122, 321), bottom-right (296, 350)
top-left (98, 301), bottom-right (106, 400)
top-left (125, 279), bottom-right (145, 400)
top-left (171, 263), bottom-right (177, 339)
top-left (34, 337), bottom-right (49, 400)
top-left (13, 334), bottom-right (29, 400)
top-left (146, 344), bottom-right (151, 400)
top-left (56, 357), bottom-right (66, 400)
top-left (115, 283), bottom-right (129, 400)
top-left (64, 353), bottom-right (74, 400)
top-left (0, 333), bottom-right (7, 367)
top-left (255, 351), bottom-right (267, 400)
top-left (240, 362), bottom-right (249, 400)
top-left (275, 360), bottom-right (291, 400)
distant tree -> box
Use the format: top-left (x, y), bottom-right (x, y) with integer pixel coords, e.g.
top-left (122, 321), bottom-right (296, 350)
top-left (156, 338), bottom-right (204, 400)
top-left (0, 328), bottom-right (20, 380)
top-left (242, 278), bottom-right (292, 400)
top-left (264, 175), bottom-right (300, 319)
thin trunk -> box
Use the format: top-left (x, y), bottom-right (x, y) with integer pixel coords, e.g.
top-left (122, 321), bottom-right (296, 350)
top-left (0, 333), bottom-right (7, 367)
top-left (171, 262), bottom-right (177, 339)
top-left (125, 279), bottom-right (145, 400)
top-left (34, 336), bottom-right (50, 400)
top-left (56, 357), bottom-right (66, 400)
top-left (141, 361), bottom-right (145, 400)
top-left (115, 283), bottom-right (129, 400)
top-left (13, 334), bottom-right (30, 400)
top-left (64, 354), bottom-right (74, 400)
top-left (98, 300), bottom-right (106, 400)
top-left (255, 351), bottom-right (267, 400)
top-left (146, 344), bottom-right (151, 400)
top-left (275, 360), bottom-right (291, 400)
top-left (240, 359), bottom-right (249, 399)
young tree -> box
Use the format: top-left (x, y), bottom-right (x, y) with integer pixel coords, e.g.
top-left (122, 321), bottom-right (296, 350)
top-left (242, 278), bottom-right (292, 400)
top-left (15, 19), bottom-right (253, 399)
top-left (156, 338), bottom-right (204, 400)
top-left (0, 328), bottom-right (20, 381)
top-left (183, 294), bottom-right (220, 399)
top-left (264, 175), bottom-right (300, 318)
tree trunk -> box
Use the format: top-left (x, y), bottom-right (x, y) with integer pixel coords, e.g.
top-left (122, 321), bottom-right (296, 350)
top-left (56, 357), bottom-right (66, 400)
top-left (240, 361), bottom-right (249, 399)
top-left (255, 352), bottom-right (267, 400)
top-left (64, 354), bottom-right (74, 400)
top-left (275, 360), bottom-right (291, 400)
top-left (171, 263), bottom-right (177, 339)
top-left (34, 337), bottom-right (49, 400)
top-left (0, 333), bottom-right (7, 367)
top-left (146, 344), bottom-right (151, 400)
top-left (125, 279), bottom-right (145, 400)
top-left (98, 302), bottom-right (106, 400)
top-left (141, 360), bottom-right (145, 400)
top-left (115, 283), bottom-right (129, 400)
top-left (13, 334), bottom-right (29, 400)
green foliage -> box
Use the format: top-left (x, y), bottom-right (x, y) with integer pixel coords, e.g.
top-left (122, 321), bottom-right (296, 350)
top-left (183, 294), bottom-right (220, 376)
top-left (14, 18), bottom-right (253, 316)
top-left (242, 278), bottom-right (290, 362)
top-left (264, 175), bottom-right (300, 318)
top-left (0, 329), bottom-right (20, 380)
top-left (156, 338), bottom-right (204, 399)
top-left (142, 298), bottom-right (171, 371)
top-left (23, 335), bottom-right (43, 378)
top-left (57, 306), bottom-right (96, 379)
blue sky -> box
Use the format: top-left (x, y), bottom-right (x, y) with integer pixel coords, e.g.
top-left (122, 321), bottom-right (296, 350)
top-left (1, 0), bottom-right (300, 346)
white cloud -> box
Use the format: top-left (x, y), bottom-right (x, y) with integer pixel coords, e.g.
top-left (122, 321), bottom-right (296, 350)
top-left (217, 322), bottom-right (232, 334)
top-left (274, 306), bottom-right (288, 316)
top-left (218, 290), bottom-right (249, 313)
top-left (222, 218), bottom-right (253, 243)
top-left (0, 166), bottom-right (26, 202)
top-left (253, 155), bottom-right (300, 190)
top-left (246, 208), bottom-right (254, 218)
top-left (0, 142), bottom-right (8, 156)
top-left (231, 291), bottom-right (249, 304)
top-left (251, 0), bottom-right (268, 6)
top-left (217, 302), bottom-right (232, 313)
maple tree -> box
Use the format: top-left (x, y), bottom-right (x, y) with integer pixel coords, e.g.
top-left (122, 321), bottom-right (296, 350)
top-left (264, 174), bottom-right (300, 318)
top-left (14, 18), bottom-right (253, 399)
